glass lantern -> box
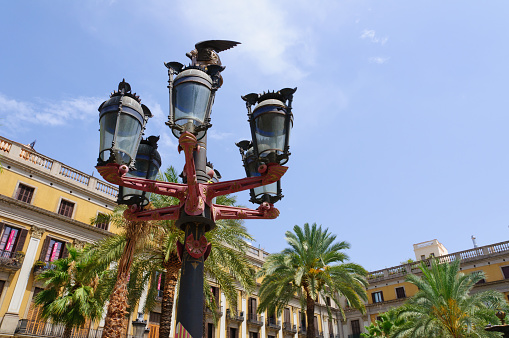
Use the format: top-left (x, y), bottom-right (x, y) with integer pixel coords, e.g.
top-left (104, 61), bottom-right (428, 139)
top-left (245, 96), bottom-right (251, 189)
top-left (98, 80), bottom-right (152, 167)
top-left (118, 136), bottom-right (161, 207)
top-left (167, 68), bottom-right (217, 140)
top-left (242, 88), bottom-right (296, 165)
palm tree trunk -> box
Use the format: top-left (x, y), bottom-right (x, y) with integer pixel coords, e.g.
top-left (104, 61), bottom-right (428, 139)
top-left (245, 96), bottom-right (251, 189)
top-left (306, 292), bottom-right (315, 338)
top-left (62, 324), bottom-right (73, 338)
top-left (159, 253), bottom-right (180, 338)
top-left (102, 221), bottom-right (147, 338)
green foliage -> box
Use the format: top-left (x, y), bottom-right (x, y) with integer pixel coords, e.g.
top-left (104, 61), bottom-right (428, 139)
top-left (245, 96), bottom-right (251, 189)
top-left (34, 246), bottom-right (105, 329)
top-left (362, 307), bottom-right (404, 337)
top-left (257, 222), bottom-right (368, 333)
top-left (393, 259), bottom-right (508, 337)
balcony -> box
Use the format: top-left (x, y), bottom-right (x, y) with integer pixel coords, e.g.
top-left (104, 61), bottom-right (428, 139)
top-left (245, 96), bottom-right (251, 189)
top-left (226, 309), bottom-right (244, 323)
top-left (15, 319), bottom-right (133, 338)
top-left (347, 335), bottom-right (361, 338)
top-left (33, 261), bottom-right (55, 275)
top-left (283, 322), bottom-right (297, 333)
top-left (246, 313), bottom-right (263, 327)
top-left (205, 305), bottom-right (223, 318)
top-left (0, 250), bottom-right (24, 272)
top-left (298, 326), bottom-right (307, 335)
top-left (266, 317), bottom-right (281, 330)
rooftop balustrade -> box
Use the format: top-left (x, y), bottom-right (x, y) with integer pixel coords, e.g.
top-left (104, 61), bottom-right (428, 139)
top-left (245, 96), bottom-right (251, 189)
top-left (367, 240), bottom-right (509, 283)
top-left (0, 136), bottom-right (118, 201)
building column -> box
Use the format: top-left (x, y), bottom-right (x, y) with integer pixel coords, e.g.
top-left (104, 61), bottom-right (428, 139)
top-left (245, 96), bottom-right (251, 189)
top-left (260, 313), bottom-right (265, 338)
top-left (293, 311), bottom-right (298, 338)
top-left (241, 296), bottom-right (247, 338)
top-left (169, 279), bottom-right (179, 338)
top-left (0, 226), bottom-right (44, 334)
top-left (323, 316), bottom-right (329, 338)
top-left (219, 292), bottom-right (226, 338)
top-left (278, 314), bottom-right (283, 338)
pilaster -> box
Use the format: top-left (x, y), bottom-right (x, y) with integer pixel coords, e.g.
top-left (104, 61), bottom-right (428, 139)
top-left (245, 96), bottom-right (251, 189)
top-left (0, 226), bottom-right (44, 334)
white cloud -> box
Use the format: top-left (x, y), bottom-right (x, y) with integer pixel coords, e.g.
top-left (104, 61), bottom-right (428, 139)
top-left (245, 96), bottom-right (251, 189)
top-left (0, 93), bottom-right (101, 133)
top-left (369, 57), bottom-right (390, 64)
top-left (132, 0), bottom-right (317, 82)
top-left (361, 29), bottom-right (388, 45)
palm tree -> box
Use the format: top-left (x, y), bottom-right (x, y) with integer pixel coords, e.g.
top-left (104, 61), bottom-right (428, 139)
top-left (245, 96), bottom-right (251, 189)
top-left (89, 206), bottom-right (153, 338)
top-left (34, 246), bottom-right (104, 338)
top-left (257, 223), bottom-right (368, 338)
top-left (393, 259), bottom-right (507, 337)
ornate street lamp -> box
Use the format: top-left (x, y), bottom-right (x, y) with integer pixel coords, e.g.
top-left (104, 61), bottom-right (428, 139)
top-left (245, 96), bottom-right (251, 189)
top-left (118, 136), bottom-right (161, 207)
top-left (98, 80), bottom-right (152, 168)
top-left (131, 315), bottom-right (147, 338)
top-left (95, 40), bottom-right (294, 338)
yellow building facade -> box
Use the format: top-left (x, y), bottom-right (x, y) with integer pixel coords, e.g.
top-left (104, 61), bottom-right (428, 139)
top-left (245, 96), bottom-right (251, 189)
top-left (0, 135), bottom-right (117, 336)
top-left (342, 239), bottom-right (509, 337)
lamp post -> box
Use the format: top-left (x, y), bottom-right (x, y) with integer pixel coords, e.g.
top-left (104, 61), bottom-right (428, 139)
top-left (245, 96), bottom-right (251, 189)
top-left (96, 40), bottom-right (296, 338)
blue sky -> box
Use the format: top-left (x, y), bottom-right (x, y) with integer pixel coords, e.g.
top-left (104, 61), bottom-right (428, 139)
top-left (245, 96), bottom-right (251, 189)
top-left (2, 1), bottom-right (509, 271)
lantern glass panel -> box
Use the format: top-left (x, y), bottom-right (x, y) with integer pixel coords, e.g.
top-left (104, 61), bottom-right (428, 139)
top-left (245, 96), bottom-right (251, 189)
top-left (99, 112), bottom-right (117, 162)
top-left (174, 82), bottom-right (211, 126)
top-left (116, 113), bottom-right (142, 163)
top-left (253, 105), bottom-right (290, 156)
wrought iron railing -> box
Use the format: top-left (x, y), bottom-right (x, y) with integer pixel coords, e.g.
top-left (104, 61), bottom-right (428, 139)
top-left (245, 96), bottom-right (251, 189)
top-left (298, 326), bottom-right (307, 335)
top-left (15, 319), bottom-right (133, 338)
top-left (266, 317), bottom-right (281, 330)
top-left (226, 309), bottom-right (244, 322)
top-left (283, 322), bottom-right (297, 333)
top-left (205, 305), bottom-right (223, 317)
top-left (247, 313), bottom-right (263, 326)
top-left (0, 249), bottom-right (24, 270)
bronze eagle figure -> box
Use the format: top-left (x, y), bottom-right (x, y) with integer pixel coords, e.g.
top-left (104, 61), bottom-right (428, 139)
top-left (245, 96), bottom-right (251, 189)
top-left (186, 40), bottom-right (240, 67)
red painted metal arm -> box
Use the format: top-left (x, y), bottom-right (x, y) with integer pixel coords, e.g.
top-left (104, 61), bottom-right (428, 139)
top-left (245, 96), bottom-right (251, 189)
top-left (212, 202), bottom-right (279, 220)
top-left (123, 205), bottom-right (181, 222)
top-left (203, 163), bottom-right (287, 202)
top-left (178, 132), bottom-right (204, 216)
top-left (96, 164), bottom-right (188, 200)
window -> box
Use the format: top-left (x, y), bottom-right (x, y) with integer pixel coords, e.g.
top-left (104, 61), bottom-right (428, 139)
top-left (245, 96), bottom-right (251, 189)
top-left (372, 291), bottom-right (384, 303)
top-left (95, 213), bottom-right (109, 230)
top-left (248, 297), bottom-right (257, 319)
top-left (284, 308), bottom-right (291, 324)
top-left (395, 287), bottom-right (406, 299)
top-left (326, 296), bottom-right (331, 306)
top-left (314, 316), bottom-right (319, 335)
top-left (299, 311), bottom-right (306, 329)
top-left (0, 224), bottom-right (27, 258)
top-left (43, 239), bottom-right (65, 262)
top-left (351, 320), bottom-right (361, 335)
top-left (148, 311), bottom-right (161, 324)
top-left (16, 183), bottom-right (35, 204)
top-left (420, 255), bottom-right (426, 260)
top-left (472, 271), bottom-right (486, 284)
top-left (502, 266), bottom-right (509, 279)
top-left (58, 199), bottom-right (74, 218)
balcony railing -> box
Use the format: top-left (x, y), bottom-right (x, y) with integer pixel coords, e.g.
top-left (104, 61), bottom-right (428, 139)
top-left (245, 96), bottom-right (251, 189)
top-left (347, 334), bottom-right (361, 338)
top-left (298, 326), bottom-right (307, 335)
top-left (266, 317), bottom-right (281, 330)
top-left (16, 319), bottom-right (133, 338)
top-left (205, 305), bottom-right (223, 317)
top-left (283, 322), bottom-right (297, 333)
top-left (33, 262), bottom-right (56, 275)
top-left (367, 239), bottom-right (509, 282)
top-left (0, 250), bottom-right (24, 271)
top-left (226, 309), bottom-right (244, 322)
top-left (246, 313), bottom-right (263, 326)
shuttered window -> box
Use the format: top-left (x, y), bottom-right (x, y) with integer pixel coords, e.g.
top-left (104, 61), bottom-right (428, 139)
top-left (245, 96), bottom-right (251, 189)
top-left (16, 184), bottom-right (35, 204)
top-left (395, 287), bottom-right (406, 299)
top-left (58, 200), bottom-right (74, 218)
top-left (0, 223), bottom-right (28, 258)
